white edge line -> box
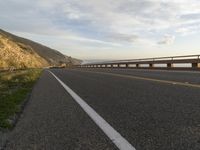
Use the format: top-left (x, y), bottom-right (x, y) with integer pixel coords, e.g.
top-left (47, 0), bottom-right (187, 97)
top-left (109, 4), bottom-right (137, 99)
top-left (49, 71), bottom-right (136, 150)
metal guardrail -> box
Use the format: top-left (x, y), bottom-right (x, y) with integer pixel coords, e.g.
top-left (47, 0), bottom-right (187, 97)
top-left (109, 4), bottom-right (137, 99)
top-left (76, 54), bottom-right (200, 69)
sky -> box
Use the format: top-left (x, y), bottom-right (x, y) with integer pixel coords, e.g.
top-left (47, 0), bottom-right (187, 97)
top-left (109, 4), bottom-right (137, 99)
top-left (0, 0), bottom-right (200, 61)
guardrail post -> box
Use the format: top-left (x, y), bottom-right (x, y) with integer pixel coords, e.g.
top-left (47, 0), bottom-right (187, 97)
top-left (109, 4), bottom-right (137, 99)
top-left (192, 63), bottom-right (200, 68)
top-left (136, 64), bottom-right (140, 68)
top-left (167, 63), bottom-right (173, 68)
top-left (125, 64), bottom-right (128, 68)
top-left (149, 64), bottom-right (154, 68)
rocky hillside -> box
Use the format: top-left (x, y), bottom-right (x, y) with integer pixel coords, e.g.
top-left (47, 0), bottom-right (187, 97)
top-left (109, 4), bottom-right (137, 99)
top-left (0, 29), bottom-right (82, 69)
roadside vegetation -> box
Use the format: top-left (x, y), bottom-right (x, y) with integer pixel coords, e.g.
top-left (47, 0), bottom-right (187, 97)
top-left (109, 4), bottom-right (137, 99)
top-left (0, 69), bottom-right (42, 129)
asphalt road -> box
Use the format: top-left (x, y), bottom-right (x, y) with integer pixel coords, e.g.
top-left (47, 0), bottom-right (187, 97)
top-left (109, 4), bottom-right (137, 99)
top-left (5, 68), bottom-right (200, 150)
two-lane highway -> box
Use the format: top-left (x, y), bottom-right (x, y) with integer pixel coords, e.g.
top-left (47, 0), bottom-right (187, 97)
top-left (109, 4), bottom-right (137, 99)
top-left (5, 68), bottom-right (200, 150)
top-left (52, 68), bottom-right (200, 150)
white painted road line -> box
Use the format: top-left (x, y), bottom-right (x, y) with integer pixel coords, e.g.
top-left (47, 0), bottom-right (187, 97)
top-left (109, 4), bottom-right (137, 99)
top-left (49, 71), bottom-right (136, 150)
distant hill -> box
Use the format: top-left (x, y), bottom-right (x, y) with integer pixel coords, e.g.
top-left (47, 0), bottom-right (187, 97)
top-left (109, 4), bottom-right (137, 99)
top-left (0, 29), bottom-right (82, 69)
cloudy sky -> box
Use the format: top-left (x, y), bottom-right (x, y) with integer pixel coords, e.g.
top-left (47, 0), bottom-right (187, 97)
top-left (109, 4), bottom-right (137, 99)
top-left (1, 0), bottom-right (200, 60)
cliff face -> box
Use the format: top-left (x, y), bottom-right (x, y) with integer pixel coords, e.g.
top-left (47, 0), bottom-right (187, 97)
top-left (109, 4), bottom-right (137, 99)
top-left (0, 34), bottom-right (49, 68)
top-left (0, 29), bottom-right (82, 69)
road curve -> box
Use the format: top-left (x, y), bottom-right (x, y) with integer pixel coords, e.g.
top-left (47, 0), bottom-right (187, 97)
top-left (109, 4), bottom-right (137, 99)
top-left (5, 68), bottom-right (200, 150)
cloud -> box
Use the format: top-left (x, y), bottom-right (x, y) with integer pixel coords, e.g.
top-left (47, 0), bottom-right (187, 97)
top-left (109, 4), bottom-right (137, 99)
top-left (105, 33), bottom-right (139, 43)
top-left (158, 35), bottom-right (175, 45)
top-left (176, 22), bottom-right (200, 35)
top-left (1, 0), bottom-right (200, 38)
top-left (0, 0), bottom-right (200, 59)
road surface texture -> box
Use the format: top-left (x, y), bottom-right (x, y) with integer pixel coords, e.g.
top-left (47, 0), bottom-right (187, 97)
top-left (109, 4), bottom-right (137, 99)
top-left (4, 68), bottom-right (200, 150)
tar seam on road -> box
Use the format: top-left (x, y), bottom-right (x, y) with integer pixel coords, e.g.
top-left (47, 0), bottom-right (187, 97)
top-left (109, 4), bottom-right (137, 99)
top-left (73, 69), bottom-right (200, 89)
top-left (49, 71), bottom-right (136, 150)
